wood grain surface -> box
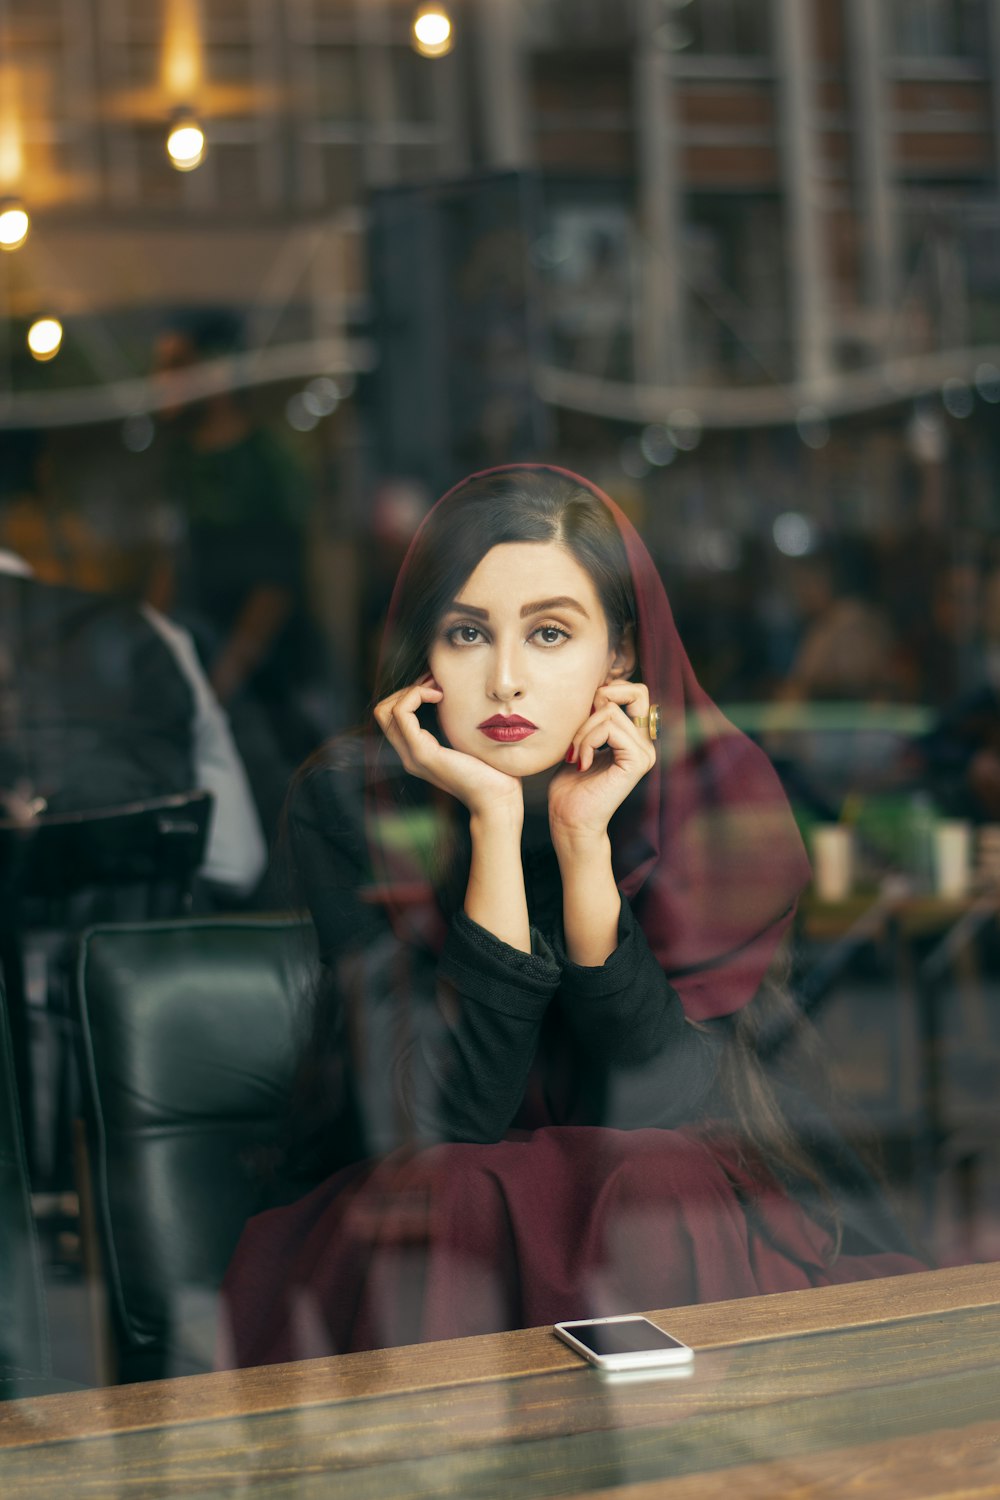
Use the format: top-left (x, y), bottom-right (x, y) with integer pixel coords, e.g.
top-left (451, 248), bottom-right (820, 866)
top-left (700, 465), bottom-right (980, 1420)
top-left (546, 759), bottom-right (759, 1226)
top-left (0, 1266), bottom-right (996, 1499)
top-left (1, 1263), bottom-right (994, 1452)
top-left (582, 1419), bottom-right (1000, 1500)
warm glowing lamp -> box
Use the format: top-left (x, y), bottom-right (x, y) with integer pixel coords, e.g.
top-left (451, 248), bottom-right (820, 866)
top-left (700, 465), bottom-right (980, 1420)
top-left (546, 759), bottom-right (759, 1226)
top-left (27, 317), bottom-right (63, 362)
top-left (166, 109), bottom-right (206, 171)
top-left (0, 197), bottom-right (29, 251)
top-left (162, 0), bottom-right (204, 98)
top-left (411, 4), bottom-right (453, 57)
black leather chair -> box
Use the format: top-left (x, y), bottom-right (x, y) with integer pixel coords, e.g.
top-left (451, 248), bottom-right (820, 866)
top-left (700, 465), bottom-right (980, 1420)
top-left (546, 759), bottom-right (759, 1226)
top-left (74, 916), bottom-right (314, 1383)
top-left (0, 976), bottom-right (52, 1399)
top-left (0, 790), bottom-right (213, 1183)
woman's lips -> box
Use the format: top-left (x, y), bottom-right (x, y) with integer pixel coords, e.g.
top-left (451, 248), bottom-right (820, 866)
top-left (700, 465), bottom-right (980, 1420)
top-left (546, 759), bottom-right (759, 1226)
top-left (478, 716), bottom-right (537, 743)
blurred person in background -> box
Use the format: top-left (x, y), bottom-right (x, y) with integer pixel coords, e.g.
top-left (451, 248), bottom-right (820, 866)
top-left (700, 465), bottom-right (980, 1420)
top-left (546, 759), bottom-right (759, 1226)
top-left (778, 542), bottom-right (900, 705)
top-left (150, 310), bottom-right (323, 844)
top-left (0, 429), bottom-right (112, 595)
top-left (918, 558), bottom-right (982, 709)
top-left (917, 560), bottom-right (1000, 826)
top-left (767, 542), bottom-right (904, 817)
top-left (0, 487), bottom-right (266, 902)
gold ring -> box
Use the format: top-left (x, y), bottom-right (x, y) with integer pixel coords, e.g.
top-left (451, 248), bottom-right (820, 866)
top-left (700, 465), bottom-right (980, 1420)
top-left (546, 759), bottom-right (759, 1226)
top-left (630, 704), bottom-right (660, 741)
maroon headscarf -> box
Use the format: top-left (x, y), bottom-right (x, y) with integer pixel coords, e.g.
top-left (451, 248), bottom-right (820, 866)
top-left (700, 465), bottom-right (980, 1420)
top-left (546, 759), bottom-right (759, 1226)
top-left (368, 464), bottom-right (810, 1021)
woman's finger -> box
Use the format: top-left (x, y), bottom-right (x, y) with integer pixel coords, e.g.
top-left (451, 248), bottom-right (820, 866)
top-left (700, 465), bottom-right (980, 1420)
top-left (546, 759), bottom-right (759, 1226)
top-left (374, 681), bottom-right (443, 772)
top-left (392, 694), bottom-right (443, 767)
top-left (593, 680), bottom-right (650, 722)
top-left (376, 680), bottom-right (442, 725)
top-left (569, 703), bottom-right (628, 771)
top-left (575, 704), bottom-right (648, 773)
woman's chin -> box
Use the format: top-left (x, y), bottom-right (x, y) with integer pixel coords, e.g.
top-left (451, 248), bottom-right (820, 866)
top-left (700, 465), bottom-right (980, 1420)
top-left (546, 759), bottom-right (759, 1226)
top-left (466, 740), bottom-right (563, 778)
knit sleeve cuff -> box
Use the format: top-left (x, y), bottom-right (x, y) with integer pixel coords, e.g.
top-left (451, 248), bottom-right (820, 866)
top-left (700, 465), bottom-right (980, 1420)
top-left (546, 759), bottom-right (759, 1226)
top-left (438, 909), bottom-right (561, 1019)
top-left (557, 899), bottom-right (647, 1000)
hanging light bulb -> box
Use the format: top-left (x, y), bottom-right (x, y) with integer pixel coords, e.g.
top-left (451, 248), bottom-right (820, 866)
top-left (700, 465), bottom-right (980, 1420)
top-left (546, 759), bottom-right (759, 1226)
top-left (166, 108), bottom-right (206, 171)
top-left (411, 3), bottom-right (454, 58)
top-left (27, 317), bottom-right (63, 362)
top-left (0, 196), bottom-right (29, 251)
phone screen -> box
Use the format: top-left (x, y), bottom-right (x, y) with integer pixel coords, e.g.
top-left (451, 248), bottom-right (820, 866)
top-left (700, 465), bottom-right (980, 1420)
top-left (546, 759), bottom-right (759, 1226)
top-left (567, 1319), bottom-right (687, 1357)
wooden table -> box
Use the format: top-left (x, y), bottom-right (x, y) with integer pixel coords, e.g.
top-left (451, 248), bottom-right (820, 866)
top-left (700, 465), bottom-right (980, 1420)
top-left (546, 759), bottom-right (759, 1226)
top-left (1, 1265), bottom-right (998, 1498)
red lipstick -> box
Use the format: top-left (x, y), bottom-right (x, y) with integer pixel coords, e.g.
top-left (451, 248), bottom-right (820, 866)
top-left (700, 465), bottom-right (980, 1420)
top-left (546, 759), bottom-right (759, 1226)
top-left (478, 714), bottom-right (537, 743)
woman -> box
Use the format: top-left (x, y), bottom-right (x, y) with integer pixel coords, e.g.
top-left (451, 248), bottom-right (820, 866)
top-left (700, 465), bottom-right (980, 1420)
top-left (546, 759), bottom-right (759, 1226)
top-left (218, 466), bottom-right (923, 1367)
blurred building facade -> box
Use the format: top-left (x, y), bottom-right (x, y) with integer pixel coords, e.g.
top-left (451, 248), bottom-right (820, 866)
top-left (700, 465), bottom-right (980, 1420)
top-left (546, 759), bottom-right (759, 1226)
top-left (3, 0), bottom-right (1000, 706)
top-left (2, 1), bottom-right (999, 401)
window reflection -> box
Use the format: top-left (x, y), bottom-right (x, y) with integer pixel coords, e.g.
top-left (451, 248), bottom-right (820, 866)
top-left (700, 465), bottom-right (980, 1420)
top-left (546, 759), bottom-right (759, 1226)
top-left (0, 0), bottom-right (998, 1418)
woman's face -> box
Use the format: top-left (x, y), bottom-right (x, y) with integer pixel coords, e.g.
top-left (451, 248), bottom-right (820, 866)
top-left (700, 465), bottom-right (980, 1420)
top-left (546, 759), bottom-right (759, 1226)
top-left (426, 541), bottom-right (634, 777)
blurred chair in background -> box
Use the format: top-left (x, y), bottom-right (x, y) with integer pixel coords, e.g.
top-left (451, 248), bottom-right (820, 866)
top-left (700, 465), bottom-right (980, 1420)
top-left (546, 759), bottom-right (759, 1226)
top-left (0, 536), bottom-right (267, 1191)
top-left (0, 792), bottom-right (214, 1191)
top-left (73, 916), bottom-right (311, 1383)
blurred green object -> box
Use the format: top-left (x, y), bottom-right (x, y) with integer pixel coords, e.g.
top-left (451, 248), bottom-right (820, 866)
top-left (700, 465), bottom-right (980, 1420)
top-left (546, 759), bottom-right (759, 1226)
top-left (721, 702), bottom-right (932, 735)
top-left (852, 794), bottom-right (920, 874)
top-left (372, 808), bottom-right (447, 880)
top-left (795, 792), bottom-right (943, 893)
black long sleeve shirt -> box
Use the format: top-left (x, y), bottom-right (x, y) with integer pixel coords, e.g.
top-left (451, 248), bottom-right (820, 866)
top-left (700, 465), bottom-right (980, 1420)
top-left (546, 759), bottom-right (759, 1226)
top-left (290, 762), bottom-right (719, 1153)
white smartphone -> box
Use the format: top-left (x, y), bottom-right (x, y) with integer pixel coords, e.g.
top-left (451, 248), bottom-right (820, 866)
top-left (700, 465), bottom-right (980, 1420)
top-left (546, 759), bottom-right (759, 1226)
top-left (553, 1315), bottom-right (695, 1372)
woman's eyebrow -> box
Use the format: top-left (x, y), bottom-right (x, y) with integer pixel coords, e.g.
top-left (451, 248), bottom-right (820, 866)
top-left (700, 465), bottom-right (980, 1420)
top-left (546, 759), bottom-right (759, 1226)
top-left (443, 596), bottom-right (590, 620)
top-left (520, 596), bottom-right (589, 619)
top-left (444, 601), bottom-right (490, 619)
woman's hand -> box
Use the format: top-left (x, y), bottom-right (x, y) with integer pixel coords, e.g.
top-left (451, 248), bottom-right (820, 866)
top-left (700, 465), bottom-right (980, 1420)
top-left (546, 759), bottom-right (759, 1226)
top-left (374, 677), bottom-right (523, 823)
top-left (548, 680), bottom-right (657, 847)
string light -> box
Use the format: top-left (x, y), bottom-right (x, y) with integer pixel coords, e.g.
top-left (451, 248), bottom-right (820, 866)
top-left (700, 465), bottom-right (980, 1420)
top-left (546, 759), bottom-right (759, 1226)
top-left (411, 4), bottom-right (454, 58)
top-left (0, 196), bottom-right (29, 251)
top-left (166, 109), bottom-right (206, 171)
top-left (27, 317), bottom-right (63, 362)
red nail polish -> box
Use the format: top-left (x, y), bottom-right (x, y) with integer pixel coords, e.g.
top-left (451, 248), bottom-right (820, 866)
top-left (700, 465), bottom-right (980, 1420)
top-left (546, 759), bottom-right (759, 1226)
top-left (565, 745), bottom-right (576, 763)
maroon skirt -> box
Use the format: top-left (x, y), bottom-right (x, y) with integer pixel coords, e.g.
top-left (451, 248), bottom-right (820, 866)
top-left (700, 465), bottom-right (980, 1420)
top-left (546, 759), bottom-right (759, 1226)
top-left (216, 1125), bottom-right (925, 1368)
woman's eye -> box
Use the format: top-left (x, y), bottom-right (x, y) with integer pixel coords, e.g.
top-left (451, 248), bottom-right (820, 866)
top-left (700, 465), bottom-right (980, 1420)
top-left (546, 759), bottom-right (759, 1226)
top-left (446, 624), bottom-right (484, 645)
top-left (533, 625), bottom-right (569, 646)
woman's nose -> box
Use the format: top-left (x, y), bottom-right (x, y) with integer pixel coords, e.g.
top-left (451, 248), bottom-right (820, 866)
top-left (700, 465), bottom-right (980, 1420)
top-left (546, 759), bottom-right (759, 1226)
top-left (486, 643), bottom-right (524, 702)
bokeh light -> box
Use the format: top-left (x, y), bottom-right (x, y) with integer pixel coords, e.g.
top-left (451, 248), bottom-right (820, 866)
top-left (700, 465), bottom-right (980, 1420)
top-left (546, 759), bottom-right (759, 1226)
top-left (166, 112), bottom-right (206, 171)
top-left (412, 5), bottom-right (453, 58)
top-left (122, 413), bottom-right (155, 453)
top-left (667, 409), bottom-right (702, 452)
top-left (0, 197), bottom-right (29, 251)
top-left (639, 423), bottom-right (677, 467)
top-left (303, 377), bottom-right (340, 418)
top-left (974, 363), bottom-right (1000, 404)
top-left (772, 511), bottom-right (815, 557)
top-left (907, 404), bottom-right (947, 464)
top-left (27, 316), bottom-right (63, 361)
top-left (942, 377), bottom-right (974, 419)
top-left (796, 405), bottom-right (830, 449)
top-left (286, 392), bottom-right (320, 432)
